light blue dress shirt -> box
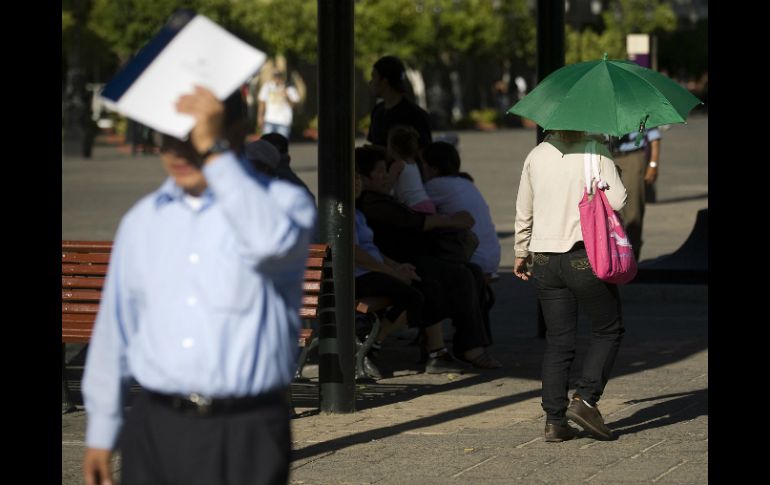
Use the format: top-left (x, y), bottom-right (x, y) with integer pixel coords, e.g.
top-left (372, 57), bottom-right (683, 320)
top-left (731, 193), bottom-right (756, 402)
top-left (82, 152), bottom-right (316, 449)
top-left (616, 128), bottom-right (661, 153)
top-left (354, 209), bottom-right (384, 277)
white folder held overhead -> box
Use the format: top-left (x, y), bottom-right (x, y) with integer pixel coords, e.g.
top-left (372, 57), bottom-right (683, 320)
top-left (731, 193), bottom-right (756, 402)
top-left (101, 10), bottom-right (266, 139)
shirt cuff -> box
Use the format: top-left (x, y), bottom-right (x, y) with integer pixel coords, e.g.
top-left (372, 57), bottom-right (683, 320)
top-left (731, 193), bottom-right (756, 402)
top-left (85, 414), bottom-right (123, 450)
top-left (514, 250), bottom-right (530, 258)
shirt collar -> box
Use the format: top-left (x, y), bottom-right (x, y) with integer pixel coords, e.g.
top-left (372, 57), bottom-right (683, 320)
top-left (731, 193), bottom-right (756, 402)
top-left (154, 177), bottom-right (214, 211)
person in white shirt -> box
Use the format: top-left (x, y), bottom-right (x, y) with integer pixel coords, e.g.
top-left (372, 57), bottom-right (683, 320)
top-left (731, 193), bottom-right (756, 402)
top-left (422, 141), bottom-right (500, 280)
top-left (258, 71), bottom-right (300, 139)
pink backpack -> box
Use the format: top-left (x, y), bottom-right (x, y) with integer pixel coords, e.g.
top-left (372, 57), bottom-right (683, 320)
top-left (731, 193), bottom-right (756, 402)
top-left (578, 142), bottom-right (637, 284)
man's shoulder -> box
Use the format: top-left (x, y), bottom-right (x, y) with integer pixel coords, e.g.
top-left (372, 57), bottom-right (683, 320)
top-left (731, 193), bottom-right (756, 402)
top-left (128, 186), bottom-right (167, 214)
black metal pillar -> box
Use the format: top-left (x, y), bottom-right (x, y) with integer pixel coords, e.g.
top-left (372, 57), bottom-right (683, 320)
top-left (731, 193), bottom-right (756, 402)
top-left (317, 0), bottom-right (356, 413)
top-left (535, 0), bottom-right (565, 338)
top-left (536, 0), bottom-right (565, 144)
top-left (62, 0), bottom-right (92, 158)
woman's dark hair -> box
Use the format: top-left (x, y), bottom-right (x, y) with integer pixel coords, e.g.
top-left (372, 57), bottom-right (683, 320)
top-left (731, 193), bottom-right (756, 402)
top-left (422, 141), bottom-right (474, 181)
top-left (355, 145), bottom-right (387, 177)
top-left (387, 125), bottom-right (420, 160)
top-left (423, 141), bottom-right (461, 175)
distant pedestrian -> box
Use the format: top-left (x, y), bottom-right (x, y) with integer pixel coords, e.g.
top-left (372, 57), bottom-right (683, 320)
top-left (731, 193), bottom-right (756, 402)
top-left (367, 55), bottom-right (432, 150)
top-left (258, 70), bottom-right (300, 139)
top-left (611, 128), bottom-right (662, 260)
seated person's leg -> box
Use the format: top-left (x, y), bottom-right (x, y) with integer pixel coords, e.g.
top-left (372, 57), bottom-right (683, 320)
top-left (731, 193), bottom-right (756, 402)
top-left (416, 256), bottom-right (501, 368)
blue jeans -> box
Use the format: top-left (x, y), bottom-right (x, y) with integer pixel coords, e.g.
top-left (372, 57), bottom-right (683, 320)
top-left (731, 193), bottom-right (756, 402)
top-left (532, 243), bottom-right (624, 423)
top-left (263, 122), bottom-right (291, 139)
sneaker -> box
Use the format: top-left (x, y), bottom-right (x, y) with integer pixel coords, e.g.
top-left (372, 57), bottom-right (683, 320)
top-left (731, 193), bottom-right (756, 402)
top-left (544, 421), bottom-right (579, 442)
top-left (565, 394), bottom-right (613, 440)
top-left (425, 350), bottom-right (468, 374)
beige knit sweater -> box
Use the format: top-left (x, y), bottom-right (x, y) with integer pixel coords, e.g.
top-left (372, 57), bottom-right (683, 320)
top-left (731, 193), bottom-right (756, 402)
top-left (514, 138), bottom-right (627, 257)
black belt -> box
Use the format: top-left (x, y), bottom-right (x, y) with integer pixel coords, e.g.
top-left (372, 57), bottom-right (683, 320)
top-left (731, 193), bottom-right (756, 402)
top-left (145, 388), bottom-right (287, 417)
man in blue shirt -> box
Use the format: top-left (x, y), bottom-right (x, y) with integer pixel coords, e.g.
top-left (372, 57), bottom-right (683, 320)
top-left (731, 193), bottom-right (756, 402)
top-left (81, 86), bottom-right (316, 485)
top-left (611, 128), bottom-right (662, 261)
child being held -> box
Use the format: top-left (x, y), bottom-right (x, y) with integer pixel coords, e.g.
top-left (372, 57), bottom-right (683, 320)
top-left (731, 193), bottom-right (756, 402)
top-left (386, 125), bottom-right (436, 214)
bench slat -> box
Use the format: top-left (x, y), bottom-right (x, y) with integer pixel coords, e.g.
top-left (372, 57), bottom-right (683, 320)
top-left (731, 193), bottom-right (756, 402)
top-left (62, 277), bottom-right (105, 289)
top-left (299, 307), bottom-right (317, 319)
top-left (62, 264), bottom-right (109, 276)
top-left (63, 314), bottom-right (96, 324)
top-left (307, 244), bottom-right (330, 258)
top-left (303, 270), bottom-right (322, 281)
top-left (302, 281), bottom-right (321, 293)
top-left (301, 295), bottom-right (318, 307)
top-left (304, 257), bottom-right (325, 269)
top-left (62, 252), bottom-right (111, 264)
top-left (62, 303), bottom-right (100, 314)
top-left (62, 290), bottom-right (102, 302)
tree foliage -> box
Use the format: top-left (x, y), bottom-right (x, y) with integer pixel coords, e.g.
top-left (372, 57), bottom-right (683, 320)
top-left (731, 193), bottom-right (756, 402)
top-left (233, 1), bottom-right (318, 62)
top-left (566, 0), bottom-right (677, 64)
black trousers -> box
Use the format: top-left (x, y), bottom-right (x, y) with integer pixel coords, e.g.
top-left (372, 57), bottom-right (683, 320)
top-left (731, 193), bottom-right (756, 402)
top-left (120, 390), bottom-right (291, 485)
top-left (355, 271), bottom-right (433, 327)
top-left (413, 255), bottom-right (491, 355)
top-left (532, 244), bottom-right (624, 423)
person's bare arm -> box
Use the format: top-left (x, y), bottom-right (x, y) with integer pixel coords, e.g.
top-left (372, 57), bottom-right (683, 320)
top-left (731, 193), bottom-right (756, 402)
top-left (645, 138), bottom-right (660, 184)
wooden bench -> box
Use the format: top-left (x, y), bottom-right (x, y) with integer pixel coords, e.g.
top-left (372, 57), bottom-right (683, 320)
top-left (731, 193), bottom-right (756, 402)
top-left (62, 240), bottom-right (330, 411)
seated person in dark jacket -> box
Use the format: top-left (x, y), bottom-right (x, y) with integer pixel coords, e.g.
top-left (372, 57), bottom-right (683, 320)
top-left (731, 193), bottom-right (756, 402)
top-left (354, 171), bottom-right (466, 375)
top-left (355, 145), bottom-right (501, 369)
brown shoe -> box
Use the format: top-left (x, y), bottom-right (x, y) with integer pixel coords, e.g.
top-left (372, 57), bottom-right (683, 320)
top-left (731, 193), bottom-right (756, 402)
top-left (544, 422), bottom-right (579, 442)
top-left (566, 395), bottom-right (613, 440)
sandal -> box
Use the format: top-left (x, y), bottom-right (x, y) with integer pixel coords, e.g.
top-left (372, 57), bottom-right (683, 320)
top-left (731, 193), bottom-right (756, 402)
top-left (459, 351), bottom-right (502, 369)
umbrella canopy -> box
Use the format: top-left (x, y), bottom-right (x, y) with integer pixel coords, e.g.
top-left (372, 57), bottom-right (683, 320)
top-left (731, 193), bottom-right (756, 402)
top-left (507, 55), bottom-right (702, 137)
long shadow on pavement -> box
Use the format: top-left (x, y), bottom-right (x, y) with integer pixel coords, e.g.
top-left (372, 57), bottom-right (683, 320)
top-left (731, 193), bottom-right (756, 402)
top-left (610, 388), bottom-right (708, 437)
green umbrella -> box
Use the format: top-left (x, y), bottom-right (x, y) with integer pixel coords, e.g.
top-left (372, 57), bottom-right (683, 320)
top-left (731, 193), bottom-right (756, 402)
top-left (507, 54), bottom-right (702, 137)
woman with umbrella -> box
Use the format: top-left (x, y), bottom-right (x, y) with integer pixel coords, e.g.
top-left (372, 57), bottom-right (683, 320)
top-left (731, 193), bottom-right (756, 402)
top-left (508, 56), bottom-right (701, 442)
top-left (513, 129), bottom-right (627, 442)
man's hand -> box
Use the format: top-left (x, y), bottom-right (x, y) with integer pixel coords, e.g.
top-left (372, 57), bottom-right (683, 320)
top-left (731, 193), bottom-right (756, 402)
top-left (513, 256), bottom-right (532, 281)
top-left (83, 448), bottom-right (114, 485)
top-left (175, 85), bottom-right (225, 160)
top-left (644, 165), bottom-right (658, 184)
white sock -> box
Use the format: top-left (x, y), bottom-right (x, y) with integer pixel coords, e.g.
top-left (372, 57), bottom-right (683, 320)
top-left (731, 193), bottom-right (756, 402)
top-left (582, 399), bottom-right (594, 408)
